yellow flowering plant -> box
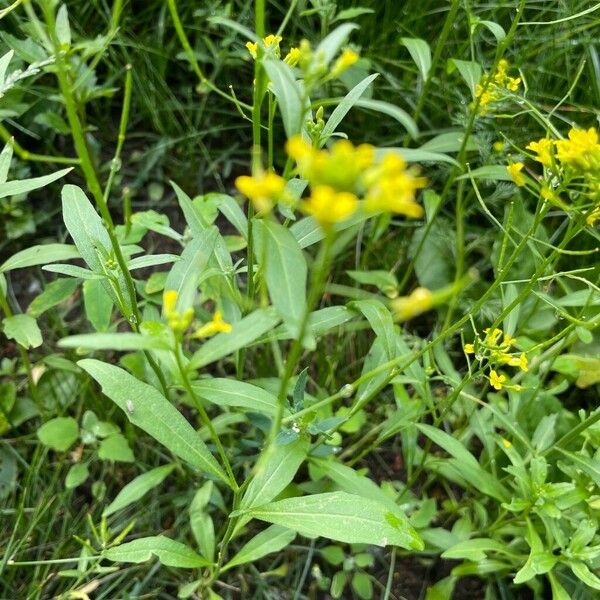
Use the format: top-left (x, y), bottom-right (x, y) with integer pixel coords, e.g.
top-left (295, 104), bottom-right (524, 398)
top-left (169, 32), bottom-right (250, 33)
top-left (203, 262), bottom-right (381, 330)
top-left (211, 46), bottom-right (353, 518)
top-left (5, 4), bottom-right (600, 600)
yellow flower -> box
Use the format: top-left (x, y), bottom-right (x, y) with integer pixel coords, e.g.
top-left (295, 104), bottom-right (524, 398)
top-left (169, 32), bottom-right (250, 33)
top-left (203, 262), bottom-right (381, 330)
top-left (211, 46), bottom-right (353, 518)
top-left (484, 327), bottom-right (503, 345)
top-left (493, 141), bottom-right (505, 152)
top-left (508, 352), bottom-right (528, 372)
top-left (464, 343), bottom-right (475, 354)
top-left (235, 171), bottom-right (286, 212)
top-left (555, 127), bottom-right (600, 172)
top-left (331, 48), bottom-right (359, 76)
top-left (502, 438), bottom-right (512, 448)
top-left (507, 162), bottom-right (525, 186)
top-left (286, 135), bottom-right (375, 192)
top-left (163, 290), bottom-right (194, 332)
top-left (300, 185), bottom-right (358, 226)
top-left (193, 311), bottom-right (232, 338)
top-left (506, 76), bottom-right (521, 92)
top-left (245, 41), bottom-right (258, 59)
top-left (392, 287), bottom-right (433, 321)
top-left (246, 34), bottom-right (283, 59)
top-left (163, 289), bottom-right (178, 318)
top-left (527, 137), bottom-right (554, 167)
top-left (502, 333), bottom-right (516, 348)
top-left (284, 47), bottom-right (301, 67)
top-left (364, 154), bottom-right (426, 218)
top-left (489, 370), bottom-right (506, 390)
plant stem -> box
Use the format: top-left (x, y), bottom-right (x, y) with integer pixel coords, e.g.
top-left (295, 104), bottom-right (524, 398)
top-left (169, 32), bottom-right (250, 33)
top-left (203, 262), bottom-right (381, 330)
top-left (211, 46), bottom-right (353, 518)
top-left (40, 1), bottom-right (169, 397)
top-left (174, 345), bottom-right (238, 491)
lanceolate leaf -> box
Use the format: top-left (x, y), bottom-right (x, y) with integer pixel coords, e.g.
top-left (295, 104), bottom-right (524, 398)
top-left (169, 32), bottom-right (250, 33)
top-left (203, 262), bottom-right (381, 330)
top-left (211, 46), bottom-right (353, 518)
top-left (254, 220), bottom-right (307, 339)
top-left (103, 464), bottom-right (175, 517)
top-left (239, 491), bottom-right (423, 550)
top-left (78, 359), bottom-right (229, 486)
top-left (103, 536), bottom-right (210, 568)
top-left (223, 525), bottom-right (295, 570)
top-left (192, 378), bottom-right (278, 416)
top-left (0, 244), bottom-right (80, 272)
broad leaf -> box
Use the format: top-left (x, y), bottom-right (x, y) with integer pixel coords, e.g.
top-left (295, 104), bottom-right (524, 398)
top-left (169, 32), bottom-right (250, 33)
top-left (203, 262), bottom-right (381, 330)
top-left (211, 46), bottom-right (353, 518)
top-left (239, 491), bottom-right (423, 550)
top-left (2, 314), bottom-right (42, 348)
top-left (37, 417), bottom-right (79, 452)
top-left (104, 536), bottom-right (209, 568)
top-left (192, 378), bottom-right (278, 416)
top-left (0, 244), bottom-right (80, 272)
top-left (78, 359), bottom-right (229, 486)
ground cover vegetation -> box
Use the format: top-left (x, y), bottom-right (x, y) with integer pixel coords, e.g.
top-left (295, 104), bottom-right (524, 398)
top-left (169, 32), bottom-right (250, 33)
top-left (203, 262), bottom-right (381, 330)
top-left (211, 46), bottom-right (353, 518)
top-left (0, 1), bottom-right (599, 598)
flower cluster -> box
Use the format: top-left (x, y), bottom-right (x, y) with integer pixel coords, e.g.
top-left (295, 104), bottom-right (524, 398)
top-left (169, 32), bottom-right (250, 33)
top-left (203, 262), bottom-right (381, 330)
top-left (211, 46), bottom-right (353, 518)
top-left (285, 136), bottom-right (426, 227)
top-left (464, 327), bottom-right (528, 391)
top-left (162, 290), bottom-right (232, 338)
top-left (474, 59), bottom-right (521, 114)
top-left (525, 127), bottom-right (600, 225)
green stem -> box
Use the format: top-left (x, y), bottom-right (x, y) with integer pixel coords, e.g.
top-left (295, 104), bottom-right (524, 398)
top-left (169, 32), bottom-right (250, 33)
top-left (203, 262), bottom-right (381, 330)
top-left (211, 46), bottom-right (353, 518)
top-left (40, 1), bottom-right (169, 397)
top-left (166, 0), bottom-right (252, 111)
top-left (0, 123), bottom-right (79, 165)
top-left (174, 345), bottom-right (238, 491)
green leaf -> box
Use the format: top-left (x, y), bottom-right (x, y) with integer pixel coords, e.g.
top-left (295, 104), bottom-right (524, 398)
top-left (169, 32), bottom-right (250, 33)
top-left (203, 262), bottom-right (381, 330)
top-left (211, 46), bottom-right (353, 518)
top-left (65, 463), bottom-right (89, 489)
top-left (191, 379), bottom-right (278, 416)
top-left (27, 278), bottom-right (78, 318)
top-left (478, 20), bottom-right (506, 41)
top-left (240, 491), bottom-right (423, 550)
top-left (349, 98), bottom-right (418, 138)
top-left (128, 254), bottom-right (178, 270)
top-left (401, 38), bottom-right (431, 80)
top-left (442, 538), bottom-right (510, 561)
top-left (0, 167), bottom-right (72, 200)
top-left (78, 359), bottom-right (229, 486)
top-left (0, 244), bottom-right (80, 272)
top-left (352, 299), bottom-right (396, 361)
top-left (449, 59), bottom-right (482, 96)
top-left (351, 572), bottom-right (373, 600)
top-left (321, 74), bottom-right (378, 142)
top-left (570, 561), bottom-right (600, 590)
top-left (556, 448), bottom-right (600, 488)
top-left (459, 165), bottom-right (513, 181)
top-left (98, 434), bottom-right (134, 463)
top-left (317, 23), bottom-right (358, 65)
top-left (332, 8), bottom-right (374, 22)
top-left (62, 185), bottom-right (132, 313)
top-left (223, 525), bottom-right (295, 570)
top-left (37, 417), bottom-right (79, 452)
top-left (240, 438), bottom-right (309, 511)
top-left (83, 278), bottom-right (113, 332)
top-left (310, 457), bottom-right (397, 512)
top-left (190, 481), bottom-right (215, 561)
top-left (59, 332), bottom-right (168, 352)
top-left (189, 308), bottom-right (280, 369)
top-left (42, 264), bottom-right (104, 279)
top-left (420, 131), bottom-right (478, 153)
top-left (171, 181), bottom-right (209, 235)
top-left (103, 464), bottom-right (175, 517)
top-left (254, 220), bottom-right (307, 339)
top-left (0, 51), bottom-right (14, 92)
top-left (263, 59), bottom-right (305, 138)
top-left (2, 314), bottom-right (42, 348)
top-left (103, 536), bottom-right (209, 569)
top-left (55, 4), bottom-right (71, 46)
top-left (164, 229), bottom-right (218, 314)
top-left (379, 147), bottom-right (458, 166)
